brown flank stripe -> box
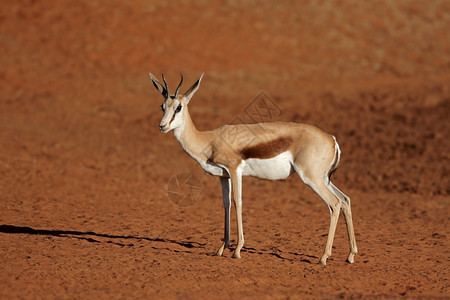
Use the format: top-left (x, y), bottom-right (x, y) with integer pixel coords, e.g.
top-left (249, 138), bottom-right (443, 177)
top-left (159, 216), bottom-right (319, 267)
top-left (240, 137), bottom-right (293, 160)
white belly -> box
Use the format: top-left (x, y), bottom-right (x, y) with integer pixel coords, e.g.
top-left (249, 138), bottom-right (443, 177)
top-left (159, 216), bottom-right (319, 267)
top-left (242, 151), bottom-right (294, 180)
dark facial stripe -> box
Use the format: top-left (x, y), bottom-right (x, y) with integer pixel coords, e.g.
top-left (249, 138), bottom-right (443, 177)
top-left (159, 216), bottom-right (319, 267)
top-left (169, 111), bottom-right (176, 125)
top-left (240, 137), bottom-right (293, 160)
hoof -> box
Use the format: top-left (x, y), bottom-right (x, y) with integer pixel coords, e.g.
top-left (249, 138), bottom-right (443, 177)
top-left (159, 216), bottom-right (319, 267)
top-left (319, 255), bottom-right (328, 265)
top-left (231, 252), bottom-right (241, 259)
top-left (346, 253), bottom-right (355, 264)
top-left (215, 243), bottom-right (227, 257)
top-left (215, 247), bottom-right (224, 257)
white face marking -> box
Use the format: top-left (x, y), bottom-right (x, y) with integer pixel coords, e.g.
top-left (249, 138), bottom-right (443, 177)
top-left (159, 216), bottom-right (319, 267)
top-left (159, 99), bottom-right (183, 132)
top-left (242, 151), bottom-right (294, 180)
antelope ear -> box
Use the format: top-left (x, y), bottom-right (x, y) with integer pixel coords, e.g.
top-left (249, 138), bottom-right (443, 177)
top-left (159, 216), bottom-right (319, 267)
top-left (149, 73), bottom-right (166, 97)
top-left (184, 73), bottom-right (204, 104)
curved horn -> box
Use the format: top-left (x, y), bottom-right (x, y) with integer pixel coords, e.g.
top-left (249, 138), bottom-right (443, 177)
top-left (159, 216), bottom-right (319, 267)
top-left (174, 73), bottom-right (183, 97)
top-left (161, 73), bottom-right (169, 96)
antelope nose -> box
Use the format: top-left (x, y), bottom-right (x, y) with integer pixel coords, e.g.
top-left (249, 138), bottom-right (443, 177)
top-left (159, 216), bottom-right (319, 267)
top-left (159, 123), bottom-right (167, 131)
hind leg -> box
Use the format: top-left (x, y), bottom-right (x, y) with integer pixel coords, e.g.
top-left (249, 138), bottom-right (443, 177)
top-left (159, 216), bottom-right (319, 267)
top-left (329, 183), bottom-right (358, 263)
top-left (294, 167), bottom-right (342, 265)
top-left (316, 183), bottom-right (341, 265)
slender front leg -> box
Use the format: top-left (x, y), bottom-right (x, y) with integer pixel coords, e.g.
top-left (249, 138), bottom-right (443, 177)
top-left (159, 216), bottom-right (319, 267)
top-left (216, 176), bottom-right (231, 256)
top-left (230, 168), bottom-right (244, 259)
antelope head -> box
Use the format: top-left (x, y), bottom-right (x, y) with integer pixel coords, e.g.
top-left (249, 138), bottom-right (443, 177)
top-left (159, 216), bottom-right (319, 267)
top-left (149, 73), bottom-right (203, 133)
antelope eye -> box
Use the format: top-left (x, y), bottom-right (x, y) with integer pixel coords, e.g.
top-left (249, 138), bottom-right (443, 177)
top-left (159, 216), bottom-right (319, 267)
top-left (175, 105), bottom-right (182, 113)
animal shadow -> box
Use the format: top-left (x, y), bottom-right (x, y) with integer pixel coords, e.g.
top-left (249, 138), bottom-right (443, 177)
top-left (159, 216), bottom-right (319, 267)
top-left (0, 224), bottom-right (204, 251)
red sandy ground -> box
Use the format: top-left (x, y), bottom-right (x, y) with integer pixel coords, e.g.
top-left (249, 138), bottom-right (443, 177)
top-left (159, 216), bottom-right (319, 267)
top-left (0, 1), bottom-right (449, 298)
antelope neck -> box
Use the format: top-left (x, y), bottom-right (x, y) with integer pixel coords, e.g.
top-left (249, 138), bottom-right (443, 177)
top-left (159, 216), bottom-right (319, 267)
top-left (173, 110), bottom-right (210, 161)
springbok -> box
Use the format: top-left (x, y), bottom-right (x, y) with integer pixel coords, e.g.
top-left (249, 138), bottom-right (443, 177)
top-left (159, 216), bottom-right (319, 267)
top-left (149, 73), bottom-right (357, 265)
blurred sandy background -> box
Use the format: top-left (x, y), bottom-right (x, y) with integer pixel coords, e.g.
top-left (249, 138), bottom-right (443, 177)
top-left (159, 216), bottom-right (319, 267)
top-left (1, 1), bottom-right (449, 298)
